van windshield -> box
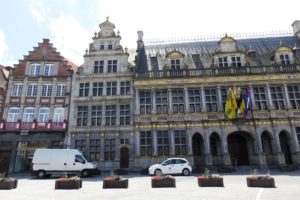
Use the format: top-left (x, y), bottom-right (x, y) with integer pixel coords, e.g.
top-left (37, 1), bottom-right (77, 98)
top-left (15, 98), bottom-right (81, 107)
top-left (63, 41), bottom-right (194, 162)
top-left (75, 155), bottom-right (86, 164)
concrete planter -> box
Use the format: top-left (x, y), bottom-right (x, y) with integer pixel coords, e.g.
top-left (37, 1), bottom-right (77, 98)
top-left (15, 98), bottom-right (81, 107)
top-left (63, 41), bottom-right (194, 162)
top-left (103, 179), bottom-right (128, 189)
top-left (152, 177), bottom-right (176, 188)
top-left (0, 179), bottom-right (18, 190)
top-left (246, 177), bottom-right (275, 188)
top-left (198, 177), bottom-right (224, 187)
top-left (55, 180), bottom-right (82, 189)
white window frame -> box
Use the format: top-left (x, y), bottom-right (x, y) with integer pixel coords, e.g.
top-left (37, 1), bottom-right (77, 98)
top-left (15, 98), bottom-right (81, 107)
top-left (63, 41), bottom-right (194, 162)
top-left (26, 84), bottom-right (38, 96)
top-left (56, 84), bottom-right (67, 96)
top-left (170, 59), bottom-right (180, 70)
top-left (44, 64), bottom-right (55, 76)
top-left (42, 84), bottom-right (53, 96)
top-left (38, 107), bottom-right (50, 122)
top-left (11, 83), bottom-right (23, 96)
top-left (23, 107), bottom-right (35, 122)
top-left (279, 54), bottom-right (291, 65)
top-left (7, 107), bottom-right (20, 122)
top-left (29, 63), bottom-right (41, 76)
top-left (218, 57), bottom-right (228, 67)
top-left (53, 108), bottom-right (64, 122)
top-left (231, 56), bottom-right (242, 67)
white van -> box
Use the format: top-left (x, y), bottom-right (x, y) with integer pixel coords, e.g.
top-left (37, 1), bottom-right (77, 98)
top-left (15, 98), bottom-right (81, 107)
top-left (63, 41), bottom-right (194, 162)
top-left (32, 149), bottom-right (100, 178)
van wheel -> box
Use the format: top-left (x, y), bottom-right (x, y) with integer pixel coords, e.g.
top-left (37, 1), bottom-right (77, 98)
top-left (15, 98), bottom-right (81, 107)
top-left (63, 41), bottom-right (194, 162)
top-left (182, 168), bottom-right (190, 176)
top-left (37, 170), bottom-right (46, 179)
top-left (154, 169), bottom-right (162, 176)
top-left (81, 170), bottom-right (89, 177)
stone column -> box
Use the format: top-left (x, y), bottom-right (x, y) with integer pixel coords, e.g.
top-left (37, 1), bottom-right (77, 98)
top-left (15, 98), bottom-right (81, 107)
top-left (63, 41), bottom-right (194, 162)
top-left (170, 130), bottom-right (175, 155)
top-left (152, 130), bottom-right (157, 156)
top-left (255, 130), bottom-right (267, 169)
top-left (116, 81), bottom-right (120, 95)
top-left (266, 84), bottom-right (274, 109)
top-left (204, 132), bottom-right (212, 167)
top-left (201, 86), bottom-right (207, 112)
top-left (103, 82), bottom-right (107, 96)
top-left (135, 131), bottom-right (140, 156)
top-left (187, 132), bottom-right (193, 155)
top-left (221, 131), bottom-right (231, 167)
top-left (135, 89), bottom-right (140, 114)
top-left (249, 85), bottom-right (256, 110)
top-left (100, 137), bottom-right (105, 162)
top-left (283, 83), bottom-right (292, 109)
top-left (274, 131), bottom-right (286, 166)
top-left (152, 88), bottom-right (156, 114)
top-left (184, 88), bottom-right (190, 113)
top-left (168, 89), bottom-right (173, 114)
top-left (217, 86), bottom-right (223, 111)
top-left (116, 104), bottom-right (120, 125)
top-left (51, 78), bottom-right (57, 104)
top-left (101, 102), bottom-right (106, 126)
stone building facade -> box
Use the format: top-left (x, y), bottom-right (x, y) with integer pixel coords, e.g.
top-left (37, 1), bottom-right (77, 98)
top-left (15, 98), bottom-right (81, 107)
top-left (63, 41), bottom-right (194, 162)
top-left (69, 18), bottom-right (134, 170)
top-left (0, 39), bottom-right (76, 173)
top-left (133, 21), bottom-right (300, 171)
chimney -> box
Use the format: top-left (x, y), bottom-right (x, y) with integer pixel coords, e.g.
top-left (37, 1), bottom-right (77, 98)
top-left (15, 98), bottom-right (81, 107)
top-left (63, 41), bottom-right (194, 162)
top-left (292, 20), bottom-right (300, 39)
top-left (137, 31), bottom-right (143, 41)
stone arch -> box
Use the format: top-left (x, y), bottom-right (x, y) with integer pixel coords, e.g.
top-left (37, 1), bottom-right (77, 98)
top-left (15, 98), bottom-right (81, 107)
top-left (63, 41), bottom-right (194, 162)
top-left (192, 133), bottom-right (205, 170)
top-left (209, 132), bottom-right (222, 167)
top-left (279, 130), bottom-right (293, 165)
top-left (261, 130), bottom-right (275, 166)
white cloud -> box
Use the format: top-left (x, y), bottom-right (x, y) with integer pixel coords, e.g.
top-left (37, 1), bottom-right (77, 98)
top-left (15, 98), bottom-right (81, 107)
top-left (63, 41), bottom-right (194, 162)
top-left (49, 13), bottom-right (91, 65)
top-left (29, 0), bottom-right (50, 25)
top-left (0, 30), bottom-right (7, 62)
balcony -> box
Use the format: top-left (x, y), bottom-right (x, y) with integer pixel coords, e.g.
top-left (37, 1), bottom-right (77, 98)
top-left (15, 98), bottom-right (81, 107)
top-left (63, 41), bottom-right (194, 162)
top-left (134, 65), bottom-right (300, 79)
top-left (0, 121), bottom-right (68, 131)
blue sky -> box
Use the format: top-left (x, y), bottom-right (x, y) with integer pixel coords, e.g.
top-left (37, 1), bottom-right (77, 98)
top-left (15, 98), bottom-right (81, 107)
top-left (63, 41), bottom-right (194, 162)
top-left (0, 0), bottom-right (299, 67)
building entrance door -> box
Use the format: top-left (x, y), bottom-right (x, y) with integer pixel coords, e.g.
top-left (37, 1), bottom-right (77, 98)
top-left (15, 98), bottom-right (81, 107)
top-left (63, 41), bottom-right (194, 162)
top-left (279, 132), bottom-right (293, 165)
top-left (192, 133), bottom-right (204, 171)
top-left (0, 151), bottom-right (11, 174)
top-left (228, 133), bottom-right (249, 166)
top-left (120, 147), bottom-right (129, 168)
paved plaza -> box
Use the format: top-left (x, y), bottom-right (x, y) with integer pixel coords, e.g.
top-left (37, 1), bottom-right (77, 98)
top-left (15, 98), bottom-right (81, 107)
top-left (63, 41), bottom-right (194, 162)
top-left (1, 170), bottom-right (300, 200)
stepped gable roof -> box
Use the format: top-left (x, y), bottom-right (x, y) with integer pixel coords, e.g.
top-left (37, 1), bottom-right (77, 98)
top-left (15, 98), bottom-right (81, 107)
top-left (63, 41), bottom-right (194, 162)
top-left (12, 39), bottom-right (77, 75)
top-left (144, 35), bottom-right (300, 66)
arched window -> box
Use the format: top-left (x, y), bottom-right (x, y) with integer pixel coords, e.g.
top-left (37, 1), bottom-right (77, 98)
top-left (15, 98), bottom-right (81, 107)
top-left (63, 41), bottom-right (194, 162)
top-left (23, 107), bottom-right (35, 122)
top-left (38, 107), bottom-right (50, 122)
top-left (29, 63), bottom-right (40, 76)
top-left (53, 108), bottom-right (64, 122)
top-left (7, 107), bottom-right (20, 122)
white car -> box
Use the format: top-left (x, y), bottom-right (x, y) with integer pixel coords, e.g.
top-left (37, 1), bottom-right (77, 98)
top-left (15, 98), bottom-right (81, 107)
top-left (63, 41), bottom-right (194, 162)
top-left (149, 158), bottom-right (192, 176)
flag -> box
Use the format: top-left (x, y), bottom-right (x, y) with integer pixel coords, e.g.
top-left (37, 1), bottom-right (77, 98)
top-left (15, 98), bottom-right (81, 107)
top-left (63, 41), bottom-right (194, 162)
top-left (243, 88), bottom-right (251, 119)
top-left (225, 87), bottom-right (237, 119)
top-left (237, 89), bottom-right (245, 115)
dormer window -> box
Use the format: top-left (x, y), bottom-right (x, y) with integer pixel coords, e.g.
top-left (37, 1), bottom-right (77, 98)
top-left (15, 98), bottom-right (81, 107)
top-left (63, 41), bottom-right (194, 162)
top-left (279, 54), bottom-right (291, 65)
top-left (44, 64), bottom-right (54, 76)
top-left (171, 59), bottom-right (180, 70)
top-left (218, 57), bottom-right (228, 67)
top-left (231, 56), bottom-right (241, 67)
top-left (29, 63), bottom-right (40, 76)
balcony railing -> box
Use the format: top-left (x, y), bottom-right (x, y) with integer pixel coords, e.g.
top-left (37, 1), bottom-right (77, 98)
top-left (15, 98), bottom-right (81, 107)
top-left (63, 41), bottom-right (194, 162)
top-left (134, 65), bottom-right (300, 79)
top-left (0, 121), bottom-right (67, 131)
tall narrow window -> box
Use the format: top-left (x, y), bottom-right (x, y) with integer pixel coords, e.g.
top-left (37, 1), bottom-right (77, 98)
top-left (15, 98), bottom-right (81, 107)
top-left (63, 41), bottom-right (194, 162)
top-left (104, 139), bottom-right (115, 161)
top-left (107, 60), bottom-right (117, 73)
top-left (253, 86), bottom-right (268, 110)
top-left (120, 81), bottom-right (131, 95)
top-left (279, 54), bottom-right (291, 65)
top-left (218, 57), bottom-right (228, 67)
top-left (171, 59), bottom-right (180, 70)
top-left (100, 44), bottom-right (105, 50)
top-left (42, 84), bottom-right (52, 96)
top-left (29, 63), bottom-right (40, 76)
top-left (231, 56), bottom-right (241, 67)
top-left (56, 84), bottom-right (67, 96)
top-left (205, 88), bottom-right (218, 112)
top-left (270, 86), bottom-right (285, 110)
top-left (288, 85), bottom-right (300, 109)
top-left (221, 88), bottom-right (227, 110)
top-left (89, 139), bottom-right (100, 161)
top-left (7, 107), bottom-right (20, 122)
top-left (11, 83), bottom-right (23, 96)
top-left (91, 106), bottom-right (102, 126)
top-left (157, 131), bottom-right (169, 156)
top-left (106, 82), bottom-right (117, 95)
top-left (140, 91), bottom-right (151, 114)
top-left (296, 127), bottom-right (300, 150)
top-left (105, 105), bottom-right (116, 125)
top-left (53, 108), bottom-right (64, 122)
top-left (77, 106), bottom-right (88, 126)
top-left (38, 107), bottom-right (50, 122)
top-left (174, 130), bottom-right (186, 155)
top-left (189, 88), bottom-right (201, 113)
top-left (44, 64), bottom-right (54, 76)
top-left (140, 131), bottom-right (152, 156)
top-left (120, 105), bottom-right (130, 125)
top-left (93, 82), bottom-right (103, 96)
top-left (156, 90), bottom-right (168, 114)
top-left (23, 107), bottom-right (35, 122)
top-left (26, 84), bottom-right (38, 96)
top-left (108, 42), bottom-right (113, 50)
top-left (94, 60), bottom-right (104, 73)
top-left (172, 89), bottom-right (184, 113)
top-left (79, 83), bottom-right (89, 97)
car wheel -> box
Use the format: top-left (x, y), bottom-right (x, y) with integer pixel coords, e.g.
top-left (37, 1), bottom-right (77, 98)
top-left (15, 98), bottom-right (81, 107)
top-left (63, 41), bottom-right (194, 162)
top-left (81, 170), bottom-right (89, 177)
top-left (37, 170), bottom-right (46, 179)
top-left (182, 168), bottom-right (190, 176)
top-left (154, 169), bottom-right (162, 176)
